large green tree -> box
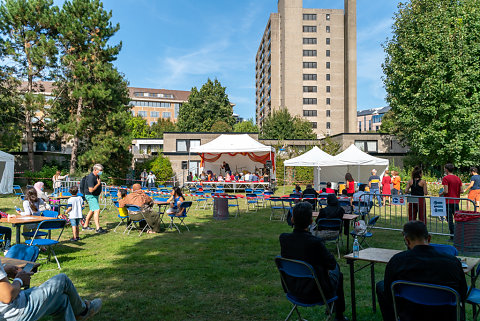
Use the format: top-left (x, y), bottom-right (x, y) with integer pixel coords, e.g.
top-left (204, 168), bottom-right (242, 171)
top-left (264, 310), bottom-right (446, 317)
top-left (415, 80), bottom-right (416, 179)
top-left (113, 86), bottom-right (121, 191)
top-left (0, 0), bottom-right (58, 169)
top-left (52, 0), bottom-right (131, 175)
top-left (383, 0), bottom-right (480, 167)
top-left (233, 118), bottom-right (258, 133)
top-left (260, 108), bottom-right (316, 140)
top-left (150, 118), bottom-right (176, 138)
top-left (176, 78), bottom-right (235, 132)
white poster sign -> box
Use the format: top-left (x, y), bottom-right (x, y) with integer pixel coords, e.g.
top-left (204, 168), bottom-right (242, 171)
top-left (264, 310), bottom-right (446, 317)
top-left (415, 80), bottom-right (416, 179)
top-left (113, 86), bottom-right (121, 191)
top-left (391, 195), bottom-right (406, 206)
top-left (430, 197), bottom-right (446, 217)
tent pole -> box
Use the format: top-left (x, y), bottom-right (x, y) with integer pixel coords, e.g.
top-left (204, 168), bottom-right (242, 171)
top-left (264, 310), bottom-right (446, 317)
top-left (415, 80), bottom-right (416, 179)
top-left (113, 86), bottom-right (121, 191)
top-left (283, 165), bottom-right (286, 195)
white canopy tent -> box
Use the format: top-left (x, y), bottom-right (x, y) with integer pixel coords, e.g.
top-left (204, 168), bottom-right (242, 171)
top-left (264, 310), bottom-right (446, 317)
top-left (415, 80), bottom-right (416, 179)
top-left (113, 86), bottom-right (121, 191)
top-left (283, 147), bottom-right (336, 190)
top-left (0, 151), bottom-right (14, 194)
top-left (190, 134), bottom-right (276, 178)
top-left (283, 144), bottom-right (389, 189)
top-left (318, 144), bottom-right (389, 185)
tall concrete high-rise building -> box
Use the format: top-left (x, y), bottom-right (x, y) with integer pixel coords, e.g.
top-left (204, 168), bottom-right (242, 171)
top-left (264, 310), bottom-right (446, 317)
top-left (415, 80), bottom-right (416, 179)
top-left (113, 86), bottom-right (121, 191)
top-left (256, 0), bottom-right (357, 137)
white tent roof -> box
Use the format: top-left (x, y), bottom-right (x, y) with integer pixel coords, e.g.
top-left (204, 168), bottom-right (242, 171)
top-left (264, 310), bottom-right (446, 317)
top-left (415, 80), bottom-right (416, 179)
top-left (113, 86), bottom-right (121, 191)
top-left (333, 144), bottom-right (389, 166)
top-left (0, 151), bottom-right (14, 162)
top-left (190, 134), bottom-right (274, 153)
top-left (284, 146), bottom-right (335, 167)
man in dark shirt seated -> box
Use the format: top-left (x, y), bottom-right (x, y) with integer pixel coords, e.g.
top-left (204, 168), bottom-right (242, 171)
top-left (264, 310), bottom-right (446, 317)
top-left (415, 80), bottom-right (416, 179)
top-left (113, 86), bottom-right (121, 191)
top-left (317, 194), bottom-right (345, 221)
top-left (376, 221), bottom-right (467, 321)
top-left (279, 202), bottom-right (347, 321)
top-left (302, 184), bottom-right (319, 210)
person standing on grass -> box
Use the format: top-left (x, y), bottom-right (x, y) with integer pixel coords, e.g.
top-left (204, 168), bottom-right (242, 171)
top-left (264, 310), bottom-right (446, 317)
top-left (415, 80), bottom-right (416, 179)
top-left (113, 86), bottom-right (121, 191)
top-left (345, 173), bottom-right (355, 197)
top-left (405, 167), bottom-right (428, 224)
top-left (464, 167), bottom-right (480, 211)
top-left (147, 171), bottom-right (156, 189)
top-left (391, 171), bottom-right (401, 196)
top-left (440, 163), bottom-right (463, 239)
top-left (381, 170), bottom-right (392, 206)
top-left (368, 169), bottom-right (382, 207)
top-left (140, 169), bottom-right (148, 188)
top-left (82, 164), bottom-right (106, 234)
top-left (52, 170), bottom-right (68, 195)
top-left (64, 186), bottom-right (83, 242)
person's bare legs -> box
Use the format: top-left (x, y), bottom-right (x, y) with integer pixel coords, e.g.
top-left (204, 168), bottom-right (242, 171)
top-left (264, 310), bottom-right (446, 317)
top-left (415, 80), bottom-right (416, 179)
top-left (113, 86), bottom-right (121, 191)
top-left (83, 210), bottom-right (93, 228)
top-left (93, 209), bottom-right (100, 230)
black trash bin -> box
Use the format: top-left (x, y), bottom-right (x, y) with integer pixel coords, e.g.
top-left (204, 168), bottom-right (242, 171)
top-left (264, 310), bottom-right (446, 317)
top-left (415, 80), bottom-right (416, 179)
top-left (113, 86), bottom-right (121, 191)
top-left (213, 193), bottom-right (229, 220)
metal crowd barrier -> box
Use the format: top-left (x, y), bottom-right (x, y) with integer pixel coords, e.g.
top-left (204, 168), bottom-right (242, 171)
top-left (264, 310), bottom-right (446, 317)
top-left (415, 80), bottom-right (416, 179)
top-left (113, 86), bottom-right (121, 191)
top-left (358, 193), bottom-right (476, 236)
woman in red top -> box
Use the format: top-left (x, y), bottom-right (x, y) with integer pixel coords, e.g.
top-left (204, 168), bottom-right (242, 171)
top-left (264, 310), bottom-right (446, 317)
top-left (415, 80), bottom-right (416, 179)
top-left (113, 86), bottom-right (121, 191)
top-left (345, 173), bottom-right (355, 197)
top-left (382, 170), bottom-right (392, 205)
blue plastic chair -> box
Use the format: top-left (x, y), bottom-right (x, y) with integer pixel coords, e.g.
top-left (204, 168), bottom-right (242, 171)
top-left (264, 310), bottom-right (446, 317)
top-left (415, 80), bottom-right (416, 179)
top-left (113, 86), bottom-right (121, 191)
top-left (245, 193), bottom-right (259, 211)
top-left (168, 201), bottom-right (192, 233)
top-left (113, 201), bottom-right (129, 233)
top-left (315, 218), bottom-right (343, 258)
top-left (13, 185), bottom-right (24, 201)
top-left (350, 215), bottom-right (380, 248)
top-left (275, 256), bottom-right (338, 321)
top-left (194, 191), bottom-right (209, 209)
top-left (22, 210), bottom-right (58, 239)
top-left (25, 219), bottom-right (66, 269)
top-left (430, 243), bottom-right (459, 256)
top-left (124, 205), bottom-right (149, 236)
top-left (226, 195), bottom-right (240, 217)
top-left (6, 244), bottom-right (39, 262)
top-left (466, 263), bottom-right (480, 320)
top-left (269, 197), bottom-right (286, 221)
top-left (391, 280), bottom-right (461, 321)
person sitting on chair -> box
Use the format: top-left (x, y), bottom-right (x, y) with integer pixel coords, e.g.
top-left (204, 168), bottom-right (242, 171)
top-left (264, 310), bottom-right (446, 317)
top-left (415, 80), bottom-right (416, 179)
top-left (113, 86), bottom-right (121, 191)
top-left (317, 194), bottom-right (345, 222)
top-left (376, 221), bottom-right (467, 321)
top-left (165, 187), bottom-right (185, 217)
top-left (118, 184), bottom-right (163, 234)
top-left (279, 202), bottom-right (347, 321)
top-left (0, 264), bottom-right (101, 320)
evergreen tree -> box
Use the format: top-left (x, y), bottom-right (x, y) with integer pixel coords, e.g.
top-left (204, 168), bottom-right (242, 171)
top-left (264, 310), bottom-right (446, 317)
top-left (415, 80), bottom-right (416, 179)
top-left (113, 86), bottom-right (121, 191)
top-left (52, 0), bottom-right (130, 174)
top-left (260, 109), bottom-right (316, 140)
top-left (0, 0), bottom-right (58, 169)
top-left (176, 78), bottom-right (235, 132)
top-left (150, 118), bottom-right (176, 138)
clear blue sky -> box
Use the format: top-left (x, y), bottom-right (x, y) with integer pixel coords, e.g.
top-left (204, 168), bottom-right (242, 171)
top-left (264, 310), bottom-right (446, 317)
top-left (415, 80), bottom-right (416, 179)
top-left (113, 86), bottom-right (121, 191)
top-left (97, 0), bottom-right (400, 119)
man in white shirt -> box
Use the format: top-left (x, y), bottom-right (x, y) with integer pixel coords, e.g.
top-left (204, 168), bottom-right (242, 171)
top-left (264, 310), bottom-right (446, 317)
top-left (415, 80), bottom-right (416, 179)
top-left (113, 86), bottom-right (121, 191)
top-left (0, 264), bottom-right (101, 320)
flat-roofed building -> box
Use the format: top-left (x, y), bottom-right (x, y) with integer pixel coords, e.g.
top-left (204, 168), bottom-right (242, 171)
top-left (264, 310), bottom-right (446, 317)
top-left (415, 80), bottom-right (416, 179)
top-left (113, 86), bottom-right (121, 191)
top-left (128, 87), bottom-right (190, 125)
top-left (256, 0), bottom-right (357, 138)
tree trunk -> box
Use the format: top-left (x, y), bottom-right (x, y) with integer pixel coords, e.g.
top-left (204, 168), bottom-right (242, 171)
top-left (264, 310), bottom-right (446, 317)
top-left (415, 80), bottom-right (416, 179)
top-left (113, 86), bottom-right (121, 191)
top-left (69, 97), bottom-right (83, 175)
top-left (25, 110), bottom-right (35, 171)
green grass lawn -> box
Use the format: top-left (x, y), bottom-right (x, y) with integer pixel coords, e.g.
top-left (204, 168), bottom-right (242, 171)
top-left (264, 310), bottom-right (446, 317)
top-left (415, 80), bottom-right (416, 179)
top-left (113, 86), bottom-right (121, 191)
top-left (0, 192), bottom-right (473, 321)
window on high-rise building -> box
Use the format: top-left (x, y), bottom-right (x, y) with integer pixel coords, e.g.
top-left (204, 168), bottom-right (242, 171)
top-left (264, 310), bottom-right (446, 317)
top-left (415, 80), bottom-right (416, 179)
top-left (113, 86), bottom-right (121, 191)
top-left (303, 98), bottom-right (317, 104)
top-left (326, 50), bottom-right (330, 57)
top-left (326, 26), bottom-right (330, 33)
top-left (326, 122), bottom-right (331, 129)
top-left (303, 74), bottom-right (317, 81)
top-left (326, 38), bottom-right (331, 45)
top-left (131, 110), bottom-right (135, 116)
top-left (303, 25), bottom-right (317, 32)
top-left (303, 86), bottom-right (317, 93)
top-left (138, 111), bottom-right (147, 117)
top-left (303, 50), bottom-right (317, 57)
top-left (326, 98), bottom-right (331, 105)
top-left (303, 110), bottom-right (317, 117)
top-left (326, 110), bottom-right (331, 117)
top-left (326, 74), bottom-right (331, 81)
top-left (151, 111), bottom-right (159, 117)
top-left (162, 112), bottom-right (171, 118)
top-left (311, 122), bottom-right (318, 129)
top-left (303, 38), bottom-right (317, 44)
top-left (303, 62), bottom-right (317, 68)
top-left (303, 14), bottom-right (317, 20)
top-left (326, 14), bottom-right (330, 21)
top-left (326, 62), bottom-right (331, 69)
top-left (326, 86), bottom-right (331, 93)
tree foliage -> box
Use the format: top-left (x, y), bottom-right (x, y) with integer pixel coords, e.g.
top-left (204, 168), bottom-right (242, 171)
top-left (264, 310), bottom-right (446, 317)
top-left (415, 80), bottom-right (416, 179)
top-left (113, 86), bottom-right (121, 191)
top-left (383, 0), bottom-right (480, 167)
top-left (176, 78), bottom-right (235, 132)
top-left (150, 118), bottom-right (176, 138)
top-left (0, 0), bottom-right (58, 169)
top-left (233, 118), bottom-right (258, 133)
top-left (137, 154), bottom-right (174, 183)
top-left (260, 108), bottom-right (316, 140)
top-left (210, 120), bottom-right (232, 132)
top-left (51, 0), bottom-right (131, 175)
top-left (126, 116), bottom-right (176, 138)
